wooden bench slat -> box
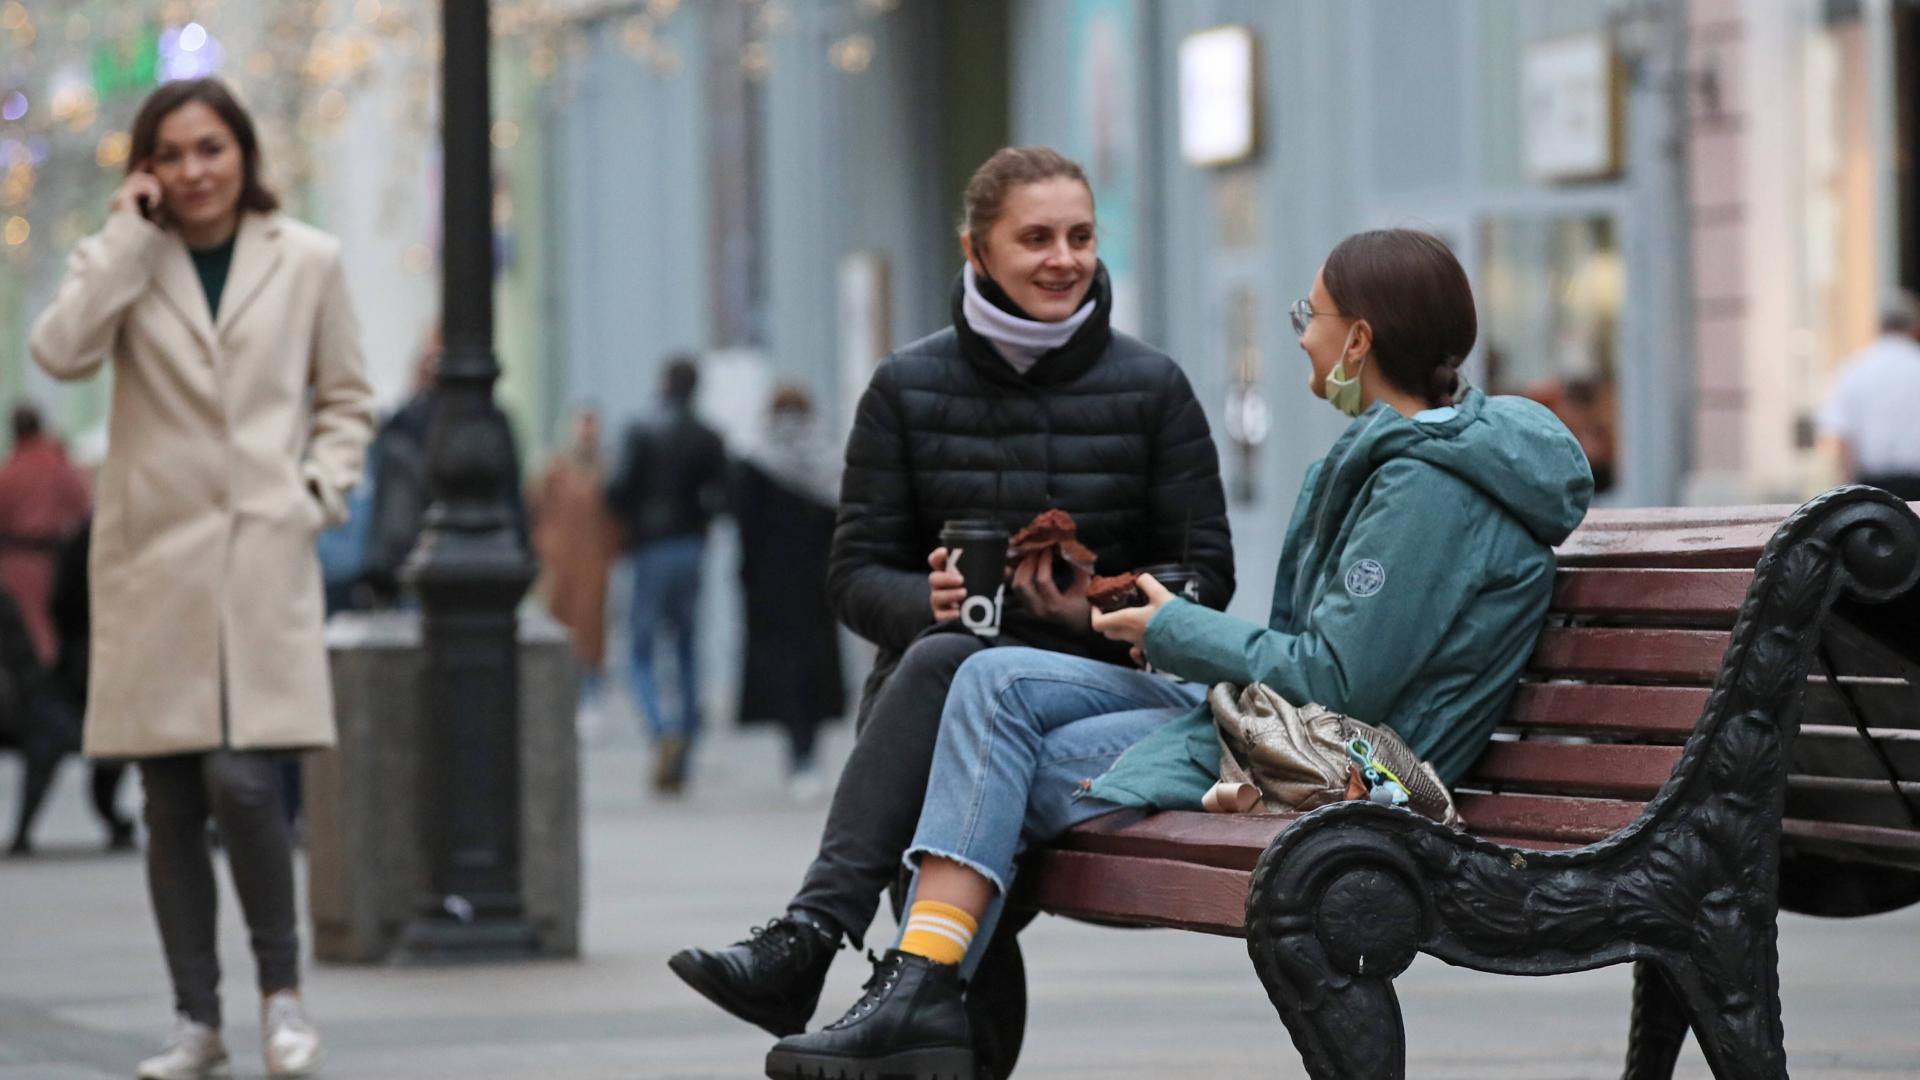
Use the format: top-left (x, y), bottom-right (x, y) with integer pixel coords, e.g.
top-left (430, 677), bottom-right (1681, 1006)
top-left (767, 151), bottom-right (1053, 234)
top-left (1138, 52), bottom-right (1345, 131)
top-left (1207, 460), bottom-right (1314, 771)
top-left (1504, 684), bottom-right (1708, 740)
top-left (1529, 628), bottom-right (1730, 682)
top-left (1463, 742), bottom-right (1683, 800)
top-left (1550, 568), bottom-right (1751, 623)
top-left (1044, 809), bottom-right (1290, 872)
top-left (1785, 789), bottom-right (1919, 834)
top-left (1788, 775), bottom-right (1920, 798)
top-left (1453, 793), bottom-right (1644, 845)
top-left (1821, 616), bottom-right (1920, 683)
top-left (1505, 683), bottom-right (1919, 740)
top-left (1552, 504), bottom-right (1792, 569)
top-left (1784, 818), bottom-right (1920, 870)
top-left (1018, 850), bottom-right (1250, 936)
top-left (1793, 726), bottom-right (1920, 781)
top-left (1804, 679), bottom-right (1920, 731)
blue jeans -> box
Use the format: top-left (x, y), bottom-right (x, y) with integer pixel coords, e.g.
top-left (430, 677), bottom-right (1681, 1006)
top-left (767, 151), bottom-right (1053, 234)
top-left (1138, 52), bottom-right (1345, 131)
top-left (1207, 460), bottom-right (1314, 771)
top-left (901, 646), bottom-right (1204, 970)
top-left (628, 537), bottom-right (706, 745)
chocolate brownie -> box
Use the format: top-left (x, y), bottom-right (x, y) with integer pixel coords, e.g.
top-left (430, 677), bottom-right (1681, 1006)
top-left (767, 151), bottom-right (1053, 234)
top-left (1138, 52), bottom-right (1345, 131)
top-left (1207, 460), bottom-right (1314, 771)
top-left (1007, 509), bottom-right (1097, 572)
top-left (1088, 572), bottom-right (1144, 613)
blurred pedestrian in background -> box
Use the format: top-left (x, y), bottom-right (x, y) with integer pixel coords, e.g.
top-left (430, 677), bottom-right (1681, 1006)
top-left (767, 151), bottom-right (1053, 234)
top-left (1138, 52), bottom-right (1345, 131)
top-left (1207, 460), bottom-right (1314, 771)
top-left (0, 405), bottom-right (91, 665)
top-left (531, 404), bottom-right (621, 739)
top-left (46, 517), bottom-right (135, 851)
top-left (362, 326), bottom-right (528, 606)
top-left (360, 335), bottom-right (439, 605)
top-left (29, 77), bottom-right (372, 1080)
top-left (1821, 291), bottom-right (1920, 500)
top-left (606, 355), bottom-right (726, 794)
top-left (0, 577), bottom-right (59, 855)
top-left (1520, 378), bottom-right (1615, 495)
top-left (0, 406), bottom-right (120, 856)
top-left (730, 385), bottom-right (845, 800)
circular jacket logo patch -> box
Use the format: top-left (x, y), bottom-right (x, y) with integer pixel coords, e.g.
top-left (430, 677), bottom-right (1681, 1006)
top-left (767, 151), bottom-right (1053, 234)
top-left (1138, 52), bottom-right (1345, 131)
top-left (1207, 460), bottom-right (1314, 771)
top-left (1344, 559), bottom-right (1386, 598)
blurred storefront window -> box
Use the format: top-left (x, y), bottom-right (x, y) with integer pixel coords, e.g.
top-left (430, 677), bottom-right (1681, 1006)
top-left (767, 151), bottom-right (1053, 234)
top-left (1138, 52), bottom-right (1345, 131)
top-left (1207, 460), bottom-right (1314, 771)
top-left (1806, 6), bottom-right (1879, 389)
top-left (1480, 214), bottom-right (1621, 493)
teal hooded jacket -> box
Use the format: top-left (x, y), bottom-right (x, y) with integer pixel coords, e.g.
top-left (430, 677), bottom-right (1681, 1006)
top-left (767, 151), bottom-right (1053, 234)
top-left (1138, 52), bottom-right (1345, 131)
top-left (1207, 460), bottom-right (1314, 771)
top-left (1085, 386), bottom-right (1593, 809)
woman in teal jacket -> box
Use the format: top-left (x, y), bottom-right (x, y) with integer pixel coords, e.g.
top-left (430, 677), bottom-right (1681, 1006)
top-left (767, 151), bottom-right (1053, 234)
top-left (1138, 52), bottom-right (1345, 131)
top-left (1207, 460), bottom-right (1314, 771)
top-left (765, 229), bottom-right (1593, 1080)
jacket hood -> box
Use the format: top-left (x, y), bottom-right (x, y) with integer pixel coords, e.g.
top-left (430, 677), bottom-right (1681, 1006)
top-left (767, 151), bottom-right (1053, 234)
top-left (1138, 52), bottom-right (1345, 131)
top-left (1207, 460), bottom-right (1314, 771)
top-left (1352, 386), bottom-right (1593, 546)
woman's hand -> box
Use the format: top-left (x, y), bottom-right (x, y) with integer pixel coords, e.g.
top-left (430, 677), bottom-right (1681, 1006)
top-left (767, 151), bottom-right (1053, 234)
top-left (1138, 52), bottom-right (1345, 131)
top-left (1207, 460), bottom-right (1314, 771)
top-left (1011, 550), bottom-right (1090, 629)
top-left (928, 547), bottom-right (967, 621)
top-left (1090, 572), bottom-right (1175, 647)
top-left (110, 168), bottom-right (164, 222)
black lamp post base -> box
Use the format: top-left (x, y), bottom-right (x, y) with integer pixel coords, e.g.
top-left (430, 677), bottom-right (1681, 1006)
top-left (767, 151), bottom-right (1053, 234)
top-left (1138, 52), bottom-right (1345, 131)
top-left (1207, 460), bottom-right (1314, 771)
top-left (393, 914), bottom-right (543, 965)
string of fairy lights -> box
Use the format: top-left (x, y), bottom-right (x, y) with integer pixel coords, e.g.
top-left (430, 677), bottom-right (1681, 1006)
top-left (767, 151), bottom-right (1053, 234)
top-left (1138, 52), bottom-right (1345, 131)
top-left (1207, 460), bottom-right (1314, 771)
top-left (0, 0), bottom-right (901, 277)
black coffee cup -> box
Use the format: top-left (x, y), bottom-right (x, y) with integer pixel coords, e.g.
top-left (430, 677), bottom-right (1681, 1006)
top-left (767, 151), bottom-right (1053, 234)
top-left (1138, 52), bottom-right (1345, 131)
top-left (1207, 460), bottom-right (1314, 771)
top-left (1134, 563), bottom-right (1201, 678)
top-left (940, 519), bottom-right (1010, 638)
top-left (1136, 563), bottom-right (1202, 604)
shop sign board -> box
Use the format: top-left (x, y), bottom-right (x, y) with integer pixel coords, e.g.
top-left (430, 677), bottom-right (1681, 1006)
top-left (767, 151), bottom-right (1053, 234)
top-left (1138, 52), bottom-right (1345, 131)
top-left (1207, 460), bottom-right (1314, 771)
top-left (1523, 32), bottom-right (1622, 182)
top-left (1179, 25), bottom-right (1257, 167)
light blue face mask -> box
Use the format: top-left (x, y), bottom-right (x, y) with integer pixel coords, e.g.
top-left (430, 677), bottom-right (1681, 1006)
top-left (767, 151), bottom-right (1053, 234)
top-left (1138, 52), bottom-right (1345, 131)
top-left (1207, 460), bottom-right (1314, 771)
top-left (1320, 328), bottom-right (1368, 418)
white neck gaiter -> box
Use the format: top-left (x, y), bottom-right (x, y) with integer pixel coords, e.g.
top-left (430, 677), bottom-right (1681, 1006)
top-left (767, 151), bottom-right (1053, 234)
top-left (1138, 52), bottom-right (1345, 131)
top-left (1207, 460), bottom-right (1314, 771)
top-left (961, 262), bottom-right (1096, 375)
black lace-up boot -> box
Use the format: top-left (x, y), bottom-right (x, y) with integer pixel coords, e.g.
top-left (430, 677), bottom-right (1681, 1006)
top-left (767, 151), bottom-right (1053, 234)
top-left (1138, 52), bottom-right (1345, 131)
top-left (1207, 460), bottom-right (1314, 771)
top-left (668, 916), bottom-right (842, 1037)
top-left (763, 949), bottom-right (973, 1080)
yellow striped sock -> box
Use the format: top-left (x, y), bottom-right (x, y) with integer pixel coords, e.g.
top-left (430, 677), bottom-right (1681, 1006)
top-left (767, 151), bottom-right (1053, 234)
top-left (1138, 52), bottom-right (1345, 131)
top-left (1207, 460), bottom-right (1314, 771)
top-left (898, 900), bottom-right (977, 966)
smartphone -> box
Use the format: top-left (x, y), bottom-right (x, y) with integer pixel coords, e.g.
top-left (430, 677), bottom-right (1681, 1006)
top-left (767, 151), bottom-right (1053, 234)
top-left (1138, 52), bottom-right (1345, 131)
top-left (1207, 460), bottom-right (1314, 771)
top-left (133, 163), bottom-right (164, 225)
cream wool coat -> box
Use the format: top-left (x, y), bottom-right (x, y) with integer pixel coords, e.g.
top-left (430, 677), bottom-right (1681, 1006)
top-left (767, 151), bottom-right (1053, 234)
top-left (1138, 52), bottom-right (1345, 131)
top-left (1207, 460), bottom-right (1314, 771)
top-left (30, 209), bottom-right (374, 758)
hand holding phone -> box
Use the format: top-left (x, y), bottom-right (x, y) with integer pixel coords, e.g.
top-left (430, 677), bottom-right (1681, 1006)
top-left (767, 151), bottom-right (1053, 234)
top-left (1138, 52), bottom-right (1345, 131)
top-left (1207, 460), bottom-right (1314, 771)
top-left (110, 165), bottom-right (165, 223)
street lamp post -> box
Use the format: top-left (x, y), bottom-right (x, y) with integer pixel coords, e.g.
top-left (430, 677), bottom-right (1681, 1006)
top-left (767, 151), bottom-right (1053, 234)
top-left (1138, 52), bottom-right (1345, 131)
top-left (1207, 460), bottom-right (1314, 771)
top-left (393, 0), bottom-right (541, 963)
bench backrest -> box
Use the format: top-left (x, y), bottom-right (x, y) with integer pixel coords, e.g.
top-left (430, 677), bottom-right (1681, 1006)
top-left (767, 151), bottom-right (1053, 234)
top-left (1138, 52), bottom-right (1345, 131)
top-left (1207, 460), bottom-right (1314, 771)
top-left (1472, 506), bottom-right (1920, 870)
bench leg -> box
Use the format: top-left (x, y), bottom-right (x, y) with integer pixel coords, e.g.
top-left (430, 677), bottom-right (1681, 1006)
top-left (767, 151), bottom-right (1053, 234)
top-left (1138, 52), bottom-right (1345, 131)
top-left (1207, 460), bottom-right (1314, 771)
top-left (1254, 954), bottom-right (1405, 1080)
top-left (1662, 959), bottom-right (1786, 1080)
top-left (1247, 857), bottom-right (1417, 1079)
top-left (1623, 960), bottom-right (1688, 1080)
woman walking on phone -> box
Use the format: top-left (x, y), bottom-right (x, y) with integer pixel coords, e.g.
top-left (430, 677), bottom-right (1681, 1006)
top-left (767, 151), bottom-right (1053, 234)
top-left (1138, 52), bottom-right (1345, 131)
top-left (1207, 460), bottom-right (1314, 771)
top-left (30, 78), bottom-right (373, 1079)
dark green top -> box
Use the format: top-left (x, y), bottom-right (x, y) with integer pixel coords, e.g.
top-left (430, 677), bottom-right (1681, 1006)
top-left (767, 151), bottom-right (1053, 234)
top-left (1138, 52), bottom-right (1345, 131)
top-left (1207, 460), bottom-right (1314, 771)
top-left (189, 234), bottom-right (237, 319)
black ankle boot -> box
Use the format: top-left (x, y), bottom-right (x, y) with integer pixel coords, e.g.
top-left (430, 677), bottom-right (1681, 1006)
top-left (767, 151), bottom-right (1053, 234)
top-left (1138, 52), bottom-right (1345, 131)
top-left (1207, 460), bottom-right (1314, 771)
top-left (763, 950), bottom-right (973, 1080)
top-left (669, 916), bottom-right (841, 1036)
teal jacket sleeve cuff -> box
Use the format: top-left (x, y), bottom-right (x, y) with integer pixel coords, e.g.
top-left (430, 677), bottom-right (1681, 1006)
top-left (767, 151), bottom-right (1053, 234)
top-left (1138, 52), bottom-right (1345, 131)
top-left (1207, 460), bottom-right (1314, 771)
top-left (1142, 597), bottom-right (1265, 687)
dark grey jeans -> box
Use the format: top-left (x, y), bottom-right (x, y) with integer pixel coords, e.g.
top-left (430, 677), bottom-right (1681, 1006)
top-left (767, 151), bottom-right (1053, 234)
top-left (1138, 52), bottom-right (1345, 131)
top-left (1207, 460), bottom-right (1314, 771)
top-left (139, 750), bottom-right (300, 1028)
top-left (788, 632), bottom-right (988, 947)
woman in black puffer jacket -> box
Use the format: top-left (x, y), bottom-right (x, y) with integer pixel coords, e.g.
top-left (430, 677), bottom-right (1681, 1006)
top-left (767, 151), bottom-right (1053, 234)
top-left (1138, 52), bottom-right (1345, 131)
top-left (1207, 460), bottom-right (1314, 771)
top-left (670, 147), bottom-right (1233, 1043)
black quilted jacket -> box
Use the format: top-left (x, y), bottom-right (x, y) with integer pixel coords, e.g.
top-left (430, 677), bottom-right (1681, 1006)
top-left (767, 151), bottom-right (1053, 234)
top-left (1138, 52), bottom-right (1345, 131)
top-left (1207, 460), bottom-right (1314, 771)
top-left (828, 271), bottom-right (1234, 671)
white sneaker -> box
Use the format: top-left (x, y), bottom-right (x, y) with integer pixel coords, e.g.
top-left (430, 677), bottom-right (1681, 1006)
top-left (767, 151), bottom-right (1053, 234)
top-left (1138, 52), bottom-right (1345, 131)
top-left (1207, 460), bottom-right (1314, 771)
top-left (575, 693), bottom-right (611, 745)
top-left (137, 1017), bottom-right (230, 1080)
top-left (261, 990), bottom-right (323, 1077)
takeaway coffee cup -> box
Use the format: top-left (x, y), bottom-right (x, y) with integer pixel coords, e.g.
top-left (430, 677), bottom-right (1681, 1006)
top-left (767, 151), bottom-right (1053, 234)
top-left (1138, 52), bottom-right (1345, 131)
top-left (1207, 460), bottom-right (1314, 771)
top-left (1136, 563), bottom-right (1203, 604)
top-left (1134, 564), bottom-right (1201, 678)
top-left (940, 519), bottom-right (1010, 638)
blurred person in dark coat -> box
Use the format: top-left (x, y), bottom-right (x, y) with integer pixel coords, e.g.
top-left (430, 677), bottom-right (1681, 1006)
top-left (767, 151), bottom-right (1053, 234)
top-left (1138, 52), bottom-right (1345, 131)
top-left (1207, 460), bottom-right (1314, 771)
top-left (0, 582), bottom-right (63, 854)
top-left (606, 355), bottom-right (727, 793)
top-left (364, 329), bottom-right (528, 604)
top-left (25, 520), bottom-right (136, 853)
top-left (730, 385), bottom-right (846, 799)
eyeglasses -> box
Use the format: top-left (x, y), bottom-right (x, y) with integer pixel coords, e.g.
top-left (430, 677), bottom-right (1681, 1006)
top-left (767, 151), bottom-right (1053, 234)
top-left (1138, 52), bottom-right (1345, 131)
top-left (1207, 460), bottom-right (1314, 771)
top-left (1289, 298), bottom-right (1353, 339)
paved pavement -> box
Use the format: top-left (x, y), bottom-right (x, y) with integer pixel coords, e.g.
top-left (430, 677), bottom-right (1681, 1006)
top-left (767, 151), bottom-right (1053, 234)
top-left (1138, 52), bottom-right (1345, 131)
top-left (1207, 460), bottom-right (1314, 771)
top-left (4, 714), bottom-right (1920, 1079)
